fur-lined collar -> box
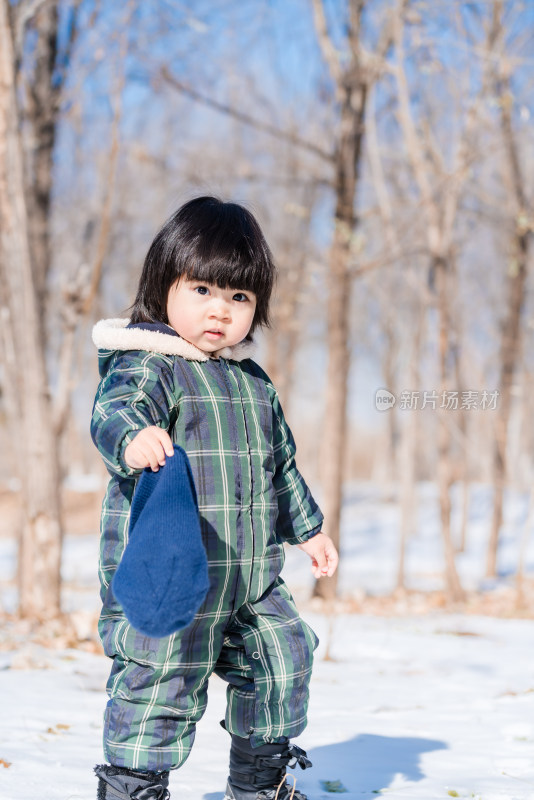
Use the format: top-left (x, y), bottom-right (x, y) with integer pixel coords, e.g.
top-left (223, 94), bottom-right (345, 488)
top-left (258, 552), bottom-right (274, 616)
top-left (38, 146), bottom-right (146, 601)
top-left (92, 318), bottom-right (255, 362)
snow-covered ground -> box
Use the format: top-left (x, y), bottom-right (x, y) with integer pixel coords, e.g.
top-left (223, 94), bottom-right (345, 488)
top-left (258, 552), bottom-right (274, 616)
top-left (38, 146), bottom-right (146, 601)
top-left (1, 480), bottom-right (534, 799)
top-left (1, 613), bottom-right (534, 800)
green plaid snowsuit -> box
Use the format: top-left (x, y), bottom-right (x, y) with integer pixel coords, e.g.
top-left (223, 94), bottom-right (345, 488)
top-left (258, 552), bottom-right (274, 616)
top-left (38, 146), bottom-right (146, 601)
top-left (90, 320), bottom-right (323, 772)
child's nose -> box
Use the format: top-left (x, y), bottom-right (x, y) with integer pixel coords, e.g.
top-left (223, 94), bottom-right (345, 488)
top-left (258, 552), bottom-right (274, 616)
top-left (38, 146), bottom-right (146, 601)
top-left (210, 299), bottom-right (231, 320)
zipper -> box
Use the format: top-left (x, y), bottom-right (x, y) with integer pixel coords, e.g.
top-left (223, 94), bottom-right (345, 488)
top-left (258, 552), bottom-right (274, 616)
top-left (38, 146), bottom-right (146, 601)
top-left (227, 361), bottom-right (256, 604)
top-left (217, 359), bottom-right (254, 608)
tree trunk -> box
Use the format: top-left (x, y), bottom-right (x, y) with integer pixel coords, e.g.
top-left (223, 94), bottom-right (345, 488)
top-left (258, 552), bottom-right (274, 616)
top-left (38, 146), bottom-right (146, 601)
top-left (397, 311), bottom-right (423, 590)
top-left (485, 2), bottom-right (531, 576)
top-left (434, 256), bottom-right (464, 601)
top-left (487, 234), bottom-right (529, 574)
top-left (314, 81), bottom-right (366, 601)
top-left (375, 317), bottom-right (398, 488)
top-left (487, 243), bottom-right (527, 576)
top-left (486, 103), bottom-right (530, 576)
top-left (450, 254), bottom-right (470, 554)
top-left (0, 0), bottom-right (62, 619)
top-left (515, 486), bottom-right (534, 610)
top-left (458, 481), bottom-right (470, 554)
top-left (22, 1), bottom-right (60, 317)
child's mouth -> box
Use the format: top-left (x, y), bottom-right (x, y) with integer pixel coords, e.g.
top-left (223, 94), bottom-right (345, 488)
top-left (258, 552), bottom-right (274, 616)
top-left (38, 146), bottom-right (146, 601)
top-left (205, 330), bottom-right (223, 339)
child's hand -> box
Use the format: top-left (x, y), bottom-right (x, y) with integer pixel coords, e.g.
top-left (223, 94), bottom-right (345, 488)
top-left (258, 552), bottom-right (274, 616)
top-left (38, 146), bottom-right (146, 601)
top-left (297, 532), bottom-right (339, 579)
top-left (124, 426), bottom-right (175, 471)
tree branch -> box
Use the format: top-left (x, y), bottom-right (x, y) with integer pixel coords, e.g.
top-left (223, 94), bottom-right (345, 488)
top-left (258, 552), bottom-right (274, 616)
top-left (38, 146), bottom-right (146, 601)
top-left (160, 67), bottom-right (334, 164)
top-left (13, 0), bottom-right (53, 57)
top-left (310, 0), bottom-right (343, 87)
top-left (391, 12), bottom-right (441, 252)
top-left (54, 0), bottom-right (84, 95)
top-left (347, 0), bottom-right (365, 60)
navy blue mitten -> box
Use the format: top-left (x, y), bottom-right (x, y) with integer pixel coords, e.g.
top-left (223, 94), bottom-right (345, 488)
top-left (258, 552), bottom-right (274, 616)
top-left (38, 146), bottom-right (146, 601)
top-left (112, 445), bottom-right (209, 637)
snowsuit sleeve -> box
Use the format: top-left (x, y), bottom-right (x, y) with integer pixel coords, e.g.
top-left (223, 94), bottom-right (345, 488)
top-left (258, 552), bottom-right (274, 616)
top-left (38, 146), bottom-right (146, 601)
top-left (91, 352), bottom-right (177, 479)
top-left (270, 386), bottom-right (324, 546)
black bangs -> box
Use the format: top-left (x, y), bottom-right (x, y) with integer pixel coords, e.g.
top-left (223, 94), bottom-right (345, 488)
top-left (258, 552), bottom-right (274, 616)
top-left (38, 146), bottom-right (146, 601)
top-left (130, 196), bottom-right (275, 334)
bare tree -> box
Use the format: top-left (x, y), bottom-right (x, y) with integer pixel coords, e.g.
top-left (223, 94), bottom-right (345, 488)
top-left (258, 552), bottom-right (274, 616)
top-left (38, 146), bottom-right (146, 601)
top-left (54, 9), bottom-right (128, 442)
top-left (365, 83), bottom-right (428, 590)
top-left (0, 0), bottom-right (119, 619)
top-left (265, 188), bottom-right (320, 411)
top-left (19, 0), bottom-right (82, 320)
top-left (310, 0), bottom-right (409, 601)
top-left (486, 1), bottom-right (532, 577)
top-left (389, 7), bottom-right (497, 601)
top-left (0, 0), bottom-right (62, 619)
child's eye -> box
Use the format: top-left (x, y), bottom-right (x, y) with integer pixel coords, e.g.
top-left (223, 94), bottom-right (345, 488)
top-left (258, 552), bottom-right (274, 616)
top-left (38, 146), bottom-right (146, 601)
top-left (194, 286), bottom-right (210, 295)
top-left (233, 292), bottom-right (249, 302)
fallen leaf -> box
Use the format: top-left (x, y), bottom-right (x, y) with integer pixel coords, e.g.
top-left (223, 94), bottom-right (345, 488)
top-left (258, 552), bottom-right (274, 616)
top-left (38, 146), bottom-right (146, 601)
top-left (320, 780), bottom-right (348, 793)
top-left (0, 759), bottom-right (12, 768)
top-left (45, 723), bottom-right (70, 735)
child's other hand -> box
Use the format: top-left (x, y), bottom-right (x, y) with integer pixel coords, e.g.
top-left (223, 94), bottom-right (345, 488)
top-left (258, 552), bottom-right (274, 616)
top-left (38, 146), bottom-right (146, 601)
top-left (124, 426), bottom-right (175, 471)
top-left (297, 532), bottom-right (339, 579)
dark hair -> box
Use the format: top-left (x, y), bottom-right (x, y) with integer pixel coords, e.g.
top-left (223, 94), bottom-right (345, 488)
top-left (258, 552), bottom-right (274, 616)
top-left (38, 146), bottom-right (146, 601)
top-left (130, 196), bottom-right (276, 335)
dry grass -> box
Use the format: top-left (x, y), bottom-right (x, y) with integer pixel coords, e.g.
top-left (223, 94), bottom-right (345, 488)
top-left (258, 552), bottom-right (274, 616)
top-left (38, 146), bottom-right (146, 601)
top-left (308, 582), bottom-right (534, 620)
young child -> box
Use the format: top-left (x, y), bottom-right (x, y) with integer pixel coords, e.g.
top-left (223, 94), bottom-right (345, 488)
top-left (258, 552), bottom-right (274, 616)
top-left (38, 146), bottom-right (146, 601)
top-left (90, 196), bottom-right (339, 800)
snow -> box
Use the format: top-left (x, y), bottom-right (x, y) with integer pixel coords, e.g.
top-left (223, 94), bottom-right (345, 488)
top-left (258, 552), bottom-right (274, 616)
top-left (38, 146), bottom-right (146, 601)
top-left (1, 614), bottom-right (534, 800)
top-left (283, 482), bottom-right (534, 597)
top-left (1, 480), bottom-right (534, 799)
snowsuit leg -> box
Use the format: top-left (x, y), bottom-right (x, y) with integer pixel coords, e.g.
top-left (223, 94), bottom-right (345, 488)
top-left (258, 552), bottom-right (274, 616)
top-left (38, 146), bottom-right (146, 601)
top-left (102, 611), bottom-right (231, 771)
top-left (216, 580), bottom-right (319, 748)
top-left (102, 580), bottom-right (317, 771)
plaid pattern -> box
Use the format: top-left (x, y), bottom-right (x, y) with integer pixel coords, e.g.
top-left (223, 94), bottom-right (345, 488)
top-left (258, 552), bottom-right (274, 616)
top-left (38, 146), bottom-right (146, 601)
top-left (91, 343), bottom-right (323, 771)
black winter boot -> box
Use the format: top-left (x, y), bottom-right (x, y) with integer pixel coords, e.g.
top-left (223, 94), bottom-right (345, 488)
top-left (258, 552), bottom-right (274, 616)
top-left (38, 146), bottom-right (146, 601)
top-left (94, 764), bottom-right (170, 799)
top-left (224, 733), bottom-right (312, 800)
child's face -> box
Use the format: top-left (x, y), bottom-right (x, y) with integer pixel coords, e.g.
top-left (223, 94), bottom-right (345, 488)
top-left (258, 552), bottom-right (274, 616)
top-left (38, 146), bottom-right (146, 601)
top-left (166, 278), bottom-right (257, 353)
